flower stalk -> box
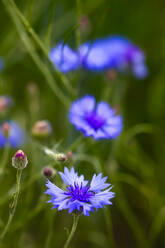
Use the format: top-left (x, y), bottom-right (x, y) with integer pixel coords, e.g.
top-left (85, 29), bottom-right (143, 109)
top-left (0, 169), bottom-right (22, 241)
top-left (64, 214), bottom-right (79, 248)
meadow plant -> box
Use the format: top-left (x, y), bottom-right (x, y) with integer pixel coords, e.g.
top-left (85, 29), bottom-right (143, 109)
top-left (0, 1), bottom-right (164, 248)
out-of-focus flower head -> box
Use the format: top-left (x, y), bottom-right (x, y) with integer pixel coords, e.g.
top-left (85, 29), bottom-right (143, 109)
top-left (49, 43), bottom-right (79, 73)
top-left (0, 95), bottom-right (13, 115)
top-left (45, 167), bottom-right (115, 216)
top-left (32, 120), bottom-right (52, 139)
top-left (27, 82), bottom-right (39, 96)
top-left (79, 36), bottom-right (148, 78)
top-left (69, 95), bottom-right (123, 140)
top-left (50, 36), bottom-right (148, 79)
top-left (43, 166), bottom-right (56, 179)
top-left (0, 121), bottom-right (24, 148)
top-left (1, 122), bottom-right (11, 138)
top-left (79, 15), bottom-right (91, 34)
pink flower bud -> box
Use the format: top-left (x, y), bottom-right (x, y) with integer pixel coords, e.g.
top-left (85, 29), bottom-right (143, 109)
top-left (32, 120), bottom-right (52, 138)
top-left (12, 150), bottom-right (28, 169)
top-left (43, 166), bottom-right (55, 178)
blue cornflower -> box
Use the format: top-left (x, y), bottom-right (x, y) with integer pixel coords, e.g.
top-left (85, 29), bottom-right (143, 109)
top-left (79, 36), bottom-right (148, 78)
top-left (45, 167), bottom-right (115, 216)
top-left (50, 36), bottom-right (148, 79)
top-left (69, 95), bottom-right (123, 139)
top-left (49, 43), bottom-right (79, 73)
top-left (0, 121), bottom-right (25, 148)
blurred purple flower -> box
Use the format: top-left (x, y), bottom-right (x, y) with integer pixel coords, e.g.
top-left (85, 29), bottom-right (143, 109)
top-left (49, 43), bottom-right (79, 73)
top-left (69, 95), bottom-right (123, 139)
top-left (49, 36), bottom-right (148, 79)
top-left (0, 121), bottom-right (24, 148)
top-left (45, 167), bottom-right (115, 216)
top-left (79, 36), bottom-right (148, 78)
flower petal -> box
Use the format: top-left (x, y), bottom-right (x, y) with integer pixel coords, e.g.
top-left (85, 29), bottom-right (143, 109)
top-left (90, 173), bottom-right (110, 192)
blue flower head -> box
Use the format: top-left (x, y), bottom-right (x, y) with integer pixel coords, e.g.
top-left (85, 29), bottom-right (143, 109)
top-left (79, 36), bottom-right (148, 78)
top-left (49, 43), bottom-right (79, 73)
top-left (45, 167), bottom-right (115, 216)
top-left (0, 121), bottom-right (25, 148)
top-left (50, 36), bottom-right (148, 79)
top-left (69, 95), bottom-right (123, 139)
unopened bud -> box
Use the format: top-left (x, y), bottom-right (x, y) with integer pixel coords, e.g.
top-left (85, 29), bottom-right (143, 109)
top-left (32, 120), bottom-right (52, 138)
top-left (44, 148), bottom-right (67, 163)
top-left (0, 96), bottom-right (13, 114)
top-left (27, 82), bottom-right (39, 95)
top-left (66, 151), bottom-right (74, 162)
top-left (12, 150), bottom-right (28, 169)
top-left (43, 166), bottom-right (55, 178)
top-left (2, 122), bottom-right (11, 138)
top-left (107, 69), bottom-right (117, 81)
top-left (79, 15), bottom-right (91, 34)
top-left (55, 153), bottom-right (67, 162)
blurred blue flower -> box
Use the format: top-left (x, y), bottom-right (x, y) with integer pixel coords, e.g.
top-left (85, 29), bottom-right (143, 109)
top-left (50, 36), bottom-right (148, 79)
top-left (79, 36), bottom-right (148, 78)
top-left (69, 95), bottom-right (123, 139)
top-left (0, 121), bottom-right (24, 148)
top-left (45, 167), bottom-right (115, 216)
top-left (49, 43), bottom-right (79, 73)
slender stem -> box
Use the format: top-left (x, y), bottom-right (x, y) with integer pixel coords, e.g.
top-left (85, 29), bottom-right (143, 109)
top-left (64, 214), bottom-right (79, 248)
top-left (1, 0), bottom-right (71, 108)
top-left (9, 0), bottom-right (76, 97)
top-left (44, 210), bottom-right (57, 248)
top-left (67, 135), bottom-right (84, 152)
top-left (103, 208), bottom-right (117, 248)
top-left (76, 0), bottom-right (81, 50)
top-left (0, 143), bottom-right (10, 176)
top-left (0, 169), bottom-right (22, 241)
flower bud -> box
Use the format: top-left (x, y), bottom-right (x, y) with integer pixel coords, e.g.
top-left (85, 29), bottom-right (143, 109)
top-left (12, 150), bottom-right (28, 170)
top-left (44, 148), bottom-right (67, 163)
top-left (27, 82), bottom-right (39, 96)
top-left (55, 153), bottom-right (67, 162)
top-left (79, 15), bottom-right (91, 34)
top-left (0, 96), bottom-right (13, 114)
top-left (32, 120), bottom-right (52, 139)
top-left (43, 166), bottom-right (55, 178)
top-left (106, 69), bottom-right (117, 81)
top-left (2, 122), bottom-right (11, 138)
top-left (66, 151), bottom-right (74, 162)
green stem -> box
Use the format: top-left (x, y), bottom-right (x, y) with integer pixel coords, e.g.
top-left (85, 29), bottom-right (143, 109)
top-left (76, 0), bottom-right (81, 49)
top-left (0, 169), bottom-right (22, 242)
top-left (67, 135), bottom-right (84, 152)
top-left (103, 208), bottom-right (117, 248)
top-left (0, 143), bottom-right (10, 176)
top-left (9, 0), bottom-right (76, 97)
top-left (2, 0), bottom-right (71, 108)
top-left (64, 214), bottom-right (79, 248)
top-left (44, 210), bottom-right (57, 248)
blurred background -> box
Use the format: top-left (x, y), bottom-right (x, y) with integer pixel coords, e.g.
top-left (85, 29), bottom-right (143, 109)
top-left (0, 0), bottom-right (165, 247)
